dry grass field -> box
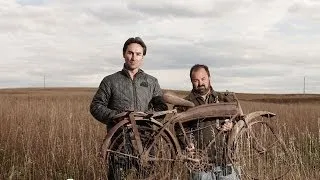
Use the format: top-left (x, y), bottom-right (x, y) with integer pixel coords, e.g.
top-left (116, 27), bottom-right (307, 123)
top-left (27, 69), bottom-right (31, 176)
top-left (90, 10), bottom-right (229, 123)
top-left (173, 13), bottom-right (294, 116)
top-left (0, 88), bottom-right (319, 180)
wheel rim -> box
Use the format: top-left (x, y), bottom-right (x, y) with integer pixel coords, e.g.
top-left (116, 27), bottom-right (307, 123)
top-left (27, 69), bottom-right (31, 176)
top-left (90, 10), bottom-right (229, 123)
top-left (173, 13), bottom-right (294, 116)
top-left (104, 120), bottom-right (176, 180)
top-left (233, 119), bottom-right (292, 180)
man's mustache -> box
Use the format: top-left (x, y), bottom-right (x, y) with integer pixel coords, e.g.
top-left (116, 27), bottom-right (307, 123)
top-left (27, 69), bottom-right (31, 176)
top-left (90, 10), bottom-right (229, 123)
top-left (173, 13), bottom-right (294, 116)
top-left (197, 85), bottom-right (206, 88)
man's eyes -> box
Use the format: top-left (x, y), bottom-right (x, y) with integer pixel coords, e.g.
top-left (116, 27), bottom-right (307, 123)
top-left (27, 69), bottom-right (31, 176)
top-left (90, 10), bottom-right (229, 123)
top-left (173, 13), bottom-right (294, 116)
top-left (127, 52), bottom-right (142, 56)
top-left (192, 78), bottom-right (206, 83)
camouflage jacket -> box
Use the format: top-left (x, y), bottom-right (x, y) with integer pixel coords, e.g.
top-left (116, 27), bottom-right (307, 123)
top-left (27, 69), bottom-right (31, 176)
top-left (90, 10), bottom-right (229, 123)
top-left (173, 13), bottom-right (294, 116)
top-left (90, 67), bottom-right (168, 126)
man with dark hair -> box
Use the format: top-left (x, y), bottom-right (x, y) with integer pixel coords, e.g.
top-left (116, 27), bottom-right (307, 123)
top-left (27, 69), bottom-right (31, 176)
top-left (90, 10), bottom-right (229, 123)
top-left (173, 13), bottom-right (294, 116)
top-left (189, 64), bottom-right (211, 81)
top-left (122, 37), bottom-right (147, 56)
top-left (90, 36), bottom-right (167, 125)
top-left (90, 37), bottom-right (168, 179)
top-left (176, 64), bottom-right (240, 180)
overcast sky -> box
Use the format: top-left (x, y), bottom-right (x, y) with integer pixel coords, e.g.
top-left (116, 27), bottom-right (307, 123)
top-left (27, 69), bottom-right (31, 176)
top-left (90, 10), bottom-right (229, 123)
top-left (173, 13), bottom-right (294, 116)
top-left (1, 0), bottom-right (319, 93)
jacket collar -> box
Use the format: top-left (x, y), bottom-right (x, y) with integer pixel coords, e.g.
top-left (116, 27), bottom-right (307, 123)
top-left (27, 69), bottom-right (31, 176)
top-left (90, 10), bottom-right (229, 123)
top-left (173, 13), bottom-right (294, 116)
top-left (121, 64), bottom-right (144, 78)
top-left (190, 86), bottom-right (218, 100)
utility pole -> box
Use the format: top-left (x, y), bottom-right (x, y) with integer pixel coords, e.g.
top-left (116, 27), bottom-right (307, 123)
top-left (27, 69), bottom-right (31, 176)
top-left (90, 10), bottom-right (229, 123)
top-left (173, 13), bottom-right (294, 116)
top-left (303, 76), bottom-right (305, 94)
top-left (44, 75), bottom-right (46, 88)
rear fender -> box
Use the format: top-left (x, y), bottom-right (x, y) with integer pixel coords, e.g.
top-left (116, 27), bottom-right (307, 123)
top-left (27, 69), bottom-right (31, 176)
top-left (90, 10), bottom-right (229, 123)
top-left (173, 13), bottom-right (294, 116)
top-left (100, 119), bottom-right (130, 160)
top-left (100, 118), bottom-right (182, 160)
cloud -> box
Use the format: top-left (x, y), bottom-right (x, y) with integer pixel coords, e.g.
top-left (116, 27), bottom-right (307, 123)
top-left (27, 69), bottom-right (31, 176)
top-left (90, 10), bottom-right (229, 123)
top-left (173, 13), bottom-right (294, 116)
top-left (127, 0), bottom-right (215, 18)
top-left (288, 1), bottom-right (320, 22)
top-left (0, 0), bottom-right (319, 93)
top-left (16, 0), bottom-right (48, 6)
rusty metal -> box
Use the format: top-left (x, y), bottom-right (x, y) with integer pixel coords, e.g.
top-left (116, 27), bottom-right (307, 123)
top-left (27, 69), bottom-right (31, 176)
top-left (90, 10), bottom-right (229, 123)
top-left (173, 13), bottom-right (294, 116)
top-left (170, 103), bottom-right (240, 124)
top-left (244, 111), bottom-right (276, 124)
top-left (101, 93), bottom-right (291, 180)
top-left (129, 113), bottom-right (144, 154)
top-left (163, 92), bottom-right (195, 107)
top-left (184, 149), bottom-right (210, 172)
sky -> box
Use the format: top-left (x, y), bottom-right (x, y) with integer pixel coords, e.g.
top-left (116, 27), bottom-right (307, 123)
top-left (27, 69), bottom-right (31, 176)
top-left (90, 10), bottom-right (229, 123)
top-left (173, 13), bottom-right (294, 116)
top-left (1, 0), bottom-right (319, 93)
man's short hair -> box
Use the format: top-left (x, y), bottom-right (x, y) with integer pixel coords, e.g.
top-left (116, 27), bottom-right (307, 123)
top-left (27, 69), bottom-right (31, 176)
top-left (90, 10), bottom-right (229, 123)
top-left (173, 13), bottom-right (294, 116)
top-left (123, 37), bottom-right (147, 56)
top-left (190, 64), bottom-right (211, 79)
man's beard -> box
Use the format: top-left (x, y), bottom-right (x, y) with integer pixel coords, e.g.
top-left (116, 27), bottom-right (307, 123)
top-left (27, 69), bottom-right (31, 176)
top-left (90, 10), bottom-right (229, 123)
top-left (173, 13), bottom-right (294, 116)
top-left (193, 85), bottom-right (210, 95)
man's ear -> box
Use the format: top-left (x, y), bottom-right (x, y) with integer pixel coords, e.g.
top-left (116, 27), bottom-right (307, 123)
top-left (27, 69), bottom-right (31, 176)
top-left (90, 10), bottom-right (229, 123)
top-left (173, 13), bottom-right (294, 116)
top-left (209, 79), bottom-right (213, 87)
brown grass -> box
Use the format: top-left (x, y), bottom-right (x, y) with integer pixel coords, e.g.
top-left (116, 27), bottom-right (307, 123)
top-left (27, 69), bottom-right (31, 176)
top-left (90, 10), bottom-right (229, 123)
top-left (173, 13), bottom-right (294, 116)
top-left (0, 88), bottom-right (319, 179)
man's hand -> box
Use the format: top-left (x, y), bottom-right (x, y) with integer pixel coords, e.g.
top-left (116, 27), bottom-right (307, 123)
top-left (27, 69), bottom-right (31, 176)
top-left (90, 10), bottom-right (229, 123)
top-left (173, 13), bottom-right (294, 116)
top-left (112, 110), bottom-right (133, 123)
top-left (221, 121), bottom-right (233, 131)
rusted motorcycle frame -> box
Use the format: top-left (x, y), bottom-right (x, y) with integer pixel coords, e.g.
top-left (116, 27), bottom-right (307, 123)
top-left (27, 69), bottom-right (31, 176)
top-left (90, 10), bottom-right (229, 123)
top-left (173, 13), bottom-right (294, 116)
top-left (100, 93), bottom-right (292, 180)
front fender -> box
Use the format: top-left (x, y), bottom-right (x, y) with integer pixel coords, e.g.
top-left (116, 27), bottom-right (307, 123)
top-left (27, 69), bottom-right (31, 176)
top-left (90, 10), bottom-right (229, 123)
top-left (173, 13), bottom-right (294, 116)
top-left (244, 111), bottom-right (276, 124)
top-left (227, 111), bottom-right (276, 150)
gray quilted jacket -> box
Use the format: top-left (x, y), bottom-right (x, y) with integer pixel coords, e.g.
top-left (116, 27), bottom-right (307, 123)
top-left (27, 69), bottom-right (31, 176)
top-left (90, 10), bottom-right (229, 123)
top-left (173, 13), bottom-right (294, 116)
top-left (90, 67), bottom-right (168, 125)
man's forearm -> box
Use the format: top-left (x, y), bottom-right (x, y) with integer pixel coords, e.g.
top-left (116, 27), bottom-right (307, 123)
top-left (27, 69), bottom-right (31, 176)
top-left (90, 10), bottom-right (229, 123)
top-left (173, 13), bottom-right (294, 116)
top-left (151, 96), bottom-right (168, 111)
top-left (90, 103), bottom-right (118, 124)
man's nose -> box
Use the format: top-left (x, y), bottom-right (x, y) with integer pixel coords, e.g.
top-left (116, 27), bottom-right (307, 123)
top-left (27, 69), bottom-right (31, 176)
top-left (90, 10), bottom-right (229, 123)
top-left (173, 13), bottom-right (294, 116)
top-left (131, 54), bottom-right (136, 61)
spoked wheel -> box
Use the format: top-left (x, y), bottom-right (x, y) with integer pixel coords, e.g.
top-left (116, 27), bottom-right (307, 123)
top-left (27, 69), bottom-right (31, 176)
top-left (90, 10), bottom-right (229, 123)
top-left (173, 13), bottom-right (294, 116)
top-left (185, 122), bottom-right (235, 174)
top-left (204, 129), bottom-right (230, 170)
top-left (232, 119), bottom-right (292, 180)
top-left (102, 120), bottom-right (177, 180)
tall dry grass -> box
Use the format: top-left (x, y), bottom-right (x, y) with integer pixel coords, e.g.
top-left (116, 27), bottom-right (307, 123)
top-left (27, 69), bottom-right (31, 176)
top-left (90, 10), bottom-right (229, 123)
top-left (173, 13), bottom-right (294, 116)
top-left (240, 100), bottom-right (320, 180)
top-left (0, 88), bottom-right (319, 179)
top-left (0, 91), bottom-right (107, 179)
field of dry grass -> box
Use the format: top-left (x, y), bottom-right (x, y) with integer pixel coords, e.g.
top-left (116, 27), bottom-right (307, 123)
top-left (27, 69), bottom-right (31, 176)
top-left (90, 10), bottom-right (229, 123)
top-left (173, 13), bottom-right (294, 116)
top-left (0, 88), bottom-right (319, 179)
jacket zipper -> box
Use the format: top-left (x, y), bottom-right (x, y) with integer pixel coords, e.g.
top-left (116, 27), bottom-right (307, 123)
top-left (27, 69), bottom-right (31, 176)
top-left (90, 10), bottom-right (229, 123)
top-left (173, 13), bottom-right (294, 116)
top-left (132, 79), bottom-right (137, 110)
